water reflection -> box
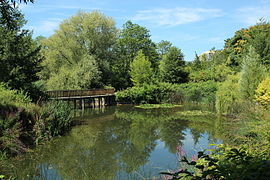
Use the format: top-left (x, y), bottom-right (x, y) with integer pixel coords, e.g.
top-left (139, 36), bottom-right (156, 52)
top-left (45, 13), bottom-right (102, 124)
top-left (8, 105), bottom-right (226, 179)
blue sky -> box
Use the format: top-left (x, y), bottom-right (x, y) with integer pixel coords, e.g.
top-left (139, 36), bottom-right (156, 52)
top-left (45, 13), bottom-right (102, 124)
top-left (19, 0), bottom-right (270, 61)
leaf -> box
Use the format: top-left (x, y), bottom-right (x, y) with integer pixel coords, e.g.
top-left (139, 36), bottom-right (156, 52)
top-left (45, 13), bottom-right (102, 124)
top-left (198, 151), bottom-right (204, 158)
top-left (195, 165), bottom-right (204, 170)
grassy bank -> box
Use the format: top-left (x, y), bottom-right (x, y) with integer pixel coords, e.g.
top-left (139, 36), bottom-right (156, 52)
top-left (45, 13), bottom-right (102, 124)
top-left (0, 84), bottom-right (73, 176)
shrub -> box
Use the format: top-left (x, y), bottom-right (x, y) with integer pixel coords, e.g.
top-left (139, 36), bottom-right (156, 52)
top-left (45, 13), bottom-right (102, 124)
top-left (0, 85), bottom-right (73, 156)
top-left (215, 74), bottom-right (242, 114)
top-left (177, 80), bottom-right (217, 104)
top-left (255, 77), bottom-right (270, 107)
top-left (116, 83), bottom-right (184, 104)
top-left (33, 101), bottom-right (73, 143)
top-left (161, 144), bottom-right (270, 179)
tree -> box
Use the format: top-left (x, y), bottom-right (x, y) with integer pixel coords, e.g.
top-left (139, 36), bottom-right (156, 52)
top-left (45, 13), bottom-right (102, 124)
top-left (41, 11), bottom-right (117, 89)
top-left (46, 55), bottom-right (101, 90)
top-left (224, 22), bottom-right (270, 68)
top-left (159, 47), bottom-right (188, 83)
top-left (216, 74), bottom-right (241, 114)
top-left (157, 40), bottom-right (172, 57)
top-left (239, 46), bottom-right (267, 101)
top-left (111, 21), bottom-right (158, 89)
top-left (0, 1), bottom-right (42, 99)
top-left (130, 50), bottom-right (153, 86)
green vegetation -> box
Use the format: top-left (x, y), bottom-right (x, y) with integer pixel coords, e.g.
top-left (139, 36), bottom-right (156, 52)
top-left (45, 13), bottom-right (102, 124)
top-left (0, 84), bottom-right (73, 157)
top-left (130, 50), bottom-right (154, 86)
top-left (135, 104), bottom-right (182, 109)
top-left (159, 46), bottom-right (188, 83)
top-left (255, 77), bottom-right (270, 107)
top-left (115, 83), bottom-right (184, 104)
top-left (1, 0), bottom-right (270, 178)
top-left (0, 2), bottom-right (73, 177)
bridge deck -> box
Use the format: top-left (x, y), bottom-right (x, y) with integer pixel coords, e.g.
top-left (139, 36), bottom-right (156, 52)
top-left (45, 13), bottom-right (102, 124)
top-left (46, 88), bottom-right (115, 99)
top-left (51, 94), bottom-right (115, 100)
top-left (46, 89), bottom-right (116, 109)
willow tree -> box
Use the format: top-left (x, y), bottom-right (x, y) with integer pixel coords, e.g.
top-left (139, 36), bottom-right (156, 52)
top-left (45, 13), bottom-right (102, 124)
top-left (41, 11), bottom-right (118, 89)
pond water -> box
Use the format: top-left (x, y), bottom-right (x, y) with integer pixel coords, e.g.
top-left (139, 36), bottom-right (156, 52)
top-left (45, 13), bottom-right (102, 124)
top-left (7, 105), bottom-right (228, 180)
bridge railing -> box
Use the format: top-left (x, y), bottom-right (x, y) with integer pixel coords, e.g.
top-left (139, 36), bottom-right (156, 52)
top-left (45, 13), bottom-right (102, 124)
top-left (46, 88), bottom-right (115, 98)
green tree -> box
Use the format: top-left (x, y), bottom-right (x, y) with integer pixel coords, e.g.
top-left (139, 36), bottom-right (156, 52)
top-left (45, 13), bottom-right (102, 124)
top-left (216, 74), bottom-right (241, 114)
top-left (224, 22), bottom-right (270, 68)
top-left (111, 21), bottom-right (158, 89)
top-left (159, 46), bottom-right (188, 83)
top-left (0, 1), bottom-right (42, 99)
top-left (130, 50), bottom-right (153, 86)
top-left (239, 46), bottom-right (267, 101)
top-left (41, 11), bottom-right (117, 89)
top-left (46, 55), bottom-right (101, 90)
top-left (157, 40), bottom-right (172, 57)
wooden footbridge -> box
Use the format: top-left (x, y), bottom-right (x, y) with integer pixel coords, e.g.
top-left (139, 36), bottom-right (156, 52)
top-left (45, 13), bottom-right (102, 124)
top-left (46, 88), bottom-right (115, 109)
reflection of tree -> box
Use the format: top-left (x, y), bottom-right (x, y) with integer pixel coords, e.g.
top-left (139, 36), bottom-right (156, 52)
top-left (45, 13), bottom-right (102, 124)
top-left (159, 118), bottom-right (188, 153)
top-left (190, 128), bottom-right (202, 145)
top-left (9, 106), bottom-right (230, 179)
top-left (115, 110), bottom-right (159, 172)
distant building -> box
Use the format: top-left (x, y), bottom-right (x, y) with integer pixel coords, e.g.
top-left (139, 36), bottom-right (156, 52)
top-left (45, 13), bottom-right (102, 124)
top-left (199, 50), bottom-right (216, 61)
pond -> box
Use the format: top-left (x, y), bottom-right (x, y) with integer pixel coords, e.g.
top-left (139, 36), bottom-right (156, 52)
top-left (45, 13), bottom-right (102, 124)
top-left (6, 104), bottom-right (229, 180)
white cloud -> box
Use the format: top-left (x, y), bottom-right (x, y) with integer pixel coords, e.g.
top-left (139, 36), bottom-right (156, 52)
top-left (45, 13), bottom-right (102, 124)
top-left (133, 8), bottom-right (223, 27)
top-left (236, 6), bottom-right (270, 25)
top-left (26, 18), bottom-right (63, 36)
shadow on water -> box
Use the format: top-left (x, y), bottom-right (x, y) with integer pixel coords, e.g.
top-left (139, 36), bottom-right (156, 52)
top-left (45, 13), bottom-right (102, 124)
top-left (5, 104), bottom-right (230, 180)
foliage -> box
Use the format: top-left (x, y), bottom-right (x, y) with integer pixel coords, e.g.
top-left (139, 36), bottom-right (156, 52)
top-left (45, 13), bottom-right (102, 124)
top-left (46, 55), bottom-right (101, 90)
top-left (116, 83), bottom-right (184, 104)
top-left (239, 46), bottom-right (267, 101)
top-left (224, 22), bottom-right (270, 67)
top-left (187, 50), bottom-right (232, 83)
top-left (178, 81), bottom-right (217, 104)
top-left (33, 101), bottom-right (73, 143)
top-left (41, 11), bottom-right (117, 89)
top-left (255, 77), bottom-right (270, 107)
top-left (0, 85), bottom-right (73, 157)
top-left (135, 104), bottom-right (182, 109)
top-left (111, 21), bottom-right (158, 90)
top-left (161, 144), bottom-right (270, 180)
top-left (0, 2), bottom-right (43, 100)
top-left (156, 40), bottom-right (172, 56)
top-left (159, 46), bottom-right (188, 84)
top-left (215, 74), bottom-right (242, 114)
top-left (130, 50), bottom-right (153, 86)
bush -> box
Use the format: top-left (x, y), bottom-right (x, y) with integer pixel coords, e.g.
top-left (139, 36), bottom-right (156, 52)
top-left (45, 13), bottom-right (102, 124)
top-left (116, 83), bottom-right (184, 104)
top-left (255, 77), bottom-right (270, 107)
top-left (0, 85), bottom-right (73, 156)
top-left (33, 101), bottom-right (73, 143)
top-left (215, 74), bottom-right (242, 114)
top-left (178, 80), bottom-right (217, 104)
top-left (161, 144), bottom-right (270, 180)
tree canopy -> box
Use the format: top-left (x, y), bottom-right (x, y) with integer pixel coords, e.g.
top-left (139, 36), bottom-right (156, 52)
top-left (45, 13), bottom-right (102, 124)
top-left (0, 1), bottom-right (42, 99)
top-left (41, 11), bottom-right (117, 90)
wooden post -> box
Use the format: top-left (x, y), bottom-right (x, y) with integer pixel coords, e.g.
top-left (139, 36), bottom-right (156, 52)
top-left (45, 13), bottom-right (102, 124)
top-left (74, 99), bottom-right (76, 109)
top-left (82, 99), bottom-right (85, 111)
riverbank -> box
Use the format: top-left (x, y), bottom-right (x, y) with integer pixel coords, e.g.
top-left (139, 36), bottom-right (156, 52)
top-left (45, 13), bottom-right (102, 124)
top-left (0, 85), bottom-right (73, 178)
